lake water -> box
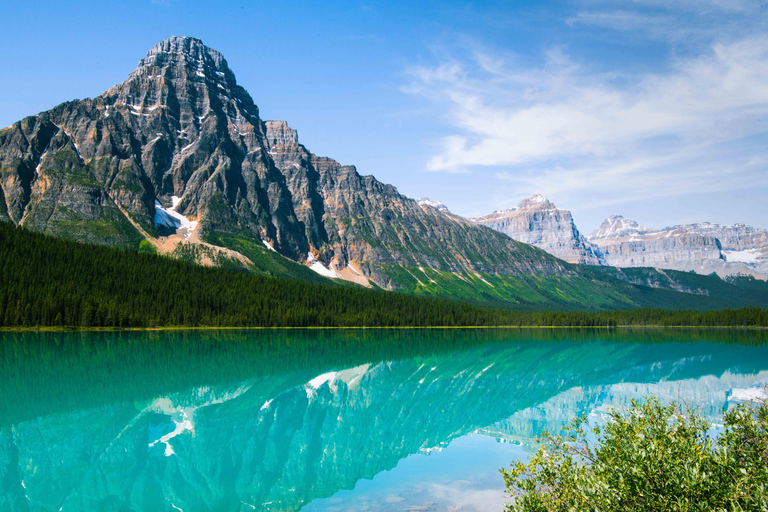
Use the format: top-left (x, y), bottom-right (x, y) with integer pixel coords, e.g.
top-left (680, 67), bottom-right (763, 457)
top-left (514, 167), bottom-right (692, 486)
top-left (1, 328), bottom-right (767, 511)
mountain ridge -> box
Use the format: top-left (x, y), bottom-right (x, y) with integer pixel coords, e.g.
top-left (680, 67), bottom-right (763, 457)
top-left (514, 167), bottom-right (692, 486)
top-left (587, 215), bottom-right (767, 278)
top-left (2, 36), bottom-right (767, 309)
top-left (0, 36), bottom-right (574, 291)
top-left (471, 195), bottom-right (767, 280)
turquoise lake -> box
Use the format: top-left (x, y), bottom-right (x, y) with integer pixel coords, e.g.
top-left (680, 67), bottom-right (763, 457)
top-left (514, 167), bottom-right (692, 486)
top-left (1, 328), bottom-right (767, 511)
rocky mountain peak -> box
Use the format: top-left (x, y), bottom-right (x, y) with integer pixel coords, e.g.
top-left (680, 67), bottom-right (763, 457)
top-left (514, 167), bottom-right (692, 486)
top-left (131, 36), bottom-right (232, 79)
top-left (117, 35), bottom-right (254, 120)
top-left (517, 194), bottom-right (552, 209)
top-left (149, 36), bottom-right (222, 60)
top-left (471, 195), bottom-right (603, 265)
top-left (585, 216), bottom-right (768, 279)
top-left (265, 121), bottom-right (299, 146)
top-left (589, 215), bottom-right (647, 240)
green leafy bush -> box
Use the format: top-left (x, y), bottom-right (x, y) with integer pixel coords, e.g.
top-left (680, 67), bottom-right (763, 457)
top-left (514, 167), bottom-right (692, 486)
top-left (502, 395), bottom-right (768, 511)
top-left (137, 239), bottom-right (157, 254)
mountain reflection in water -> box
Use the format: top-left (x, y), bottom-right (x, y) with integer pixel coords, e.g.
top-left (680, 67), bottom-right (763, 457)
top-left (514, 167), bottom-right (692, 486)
top-left (1, 329), bottom-right (767, 511)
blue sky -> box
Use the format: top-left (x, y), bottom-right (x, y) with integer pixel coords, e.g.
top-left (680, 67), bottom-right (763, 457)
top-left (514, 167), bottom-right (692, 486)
top-left (1, 0), bottom-right (767, 232)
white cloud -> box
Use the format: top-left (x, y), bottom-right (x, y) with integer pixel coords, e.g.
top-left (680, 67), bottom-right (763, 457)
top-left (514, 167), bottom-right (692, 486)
top-left (404, 36), bottom-right (768, 205)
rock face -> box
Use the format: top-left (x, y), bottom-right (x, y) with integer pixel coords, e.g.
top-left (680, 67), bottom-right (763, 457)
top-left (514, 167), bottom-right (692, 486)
top-left (0, 36), bottom-right (305, 259)
top-left (587, 216), bottom-right (765, 278)
top-left (471, 195), bottom-right (604, 265)
top-left (262, 120), bottom-right (564, 289)
top-left (0, 36), bottom-right (573, 292)
top-left (678, 223), bottom-right (768, 277)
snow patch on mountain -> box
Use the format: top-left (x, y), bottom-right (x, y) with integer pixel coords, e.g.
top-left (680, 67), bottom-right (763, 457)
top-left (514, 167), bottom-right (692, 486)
top-left (149, 410), bottom-right (193, 456)
top-left (417, 197), bottom-right (450, 213)
top-left (309, 261), bottom-right (340, 279)
top-left (588, 215), bottom-right (651, 240)
top-left (154, 196), bottom-right (198, 237)
top-left (723, 249), bottom-right (761, 264)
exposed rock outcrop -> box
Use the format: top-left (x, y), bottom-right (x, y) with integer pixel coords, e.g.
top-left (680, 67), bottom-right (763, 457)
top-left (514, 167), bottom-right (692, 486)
top-left (587, 216), bottom-right (765, 278)
top-left (677, 223), bottom-right (768, 277)
top-left (0, 37), bottom-right (573, 292)
top-left (471, 195), bottom-right (604, 265)
top-left (262, 120), bottom-right (568, 288)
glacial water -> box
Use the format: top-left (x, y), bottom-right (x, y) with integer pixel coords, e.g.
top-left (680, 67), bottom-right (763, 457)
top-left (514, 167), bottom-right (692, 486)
top-left (1, 328), bottom-right (767, 511)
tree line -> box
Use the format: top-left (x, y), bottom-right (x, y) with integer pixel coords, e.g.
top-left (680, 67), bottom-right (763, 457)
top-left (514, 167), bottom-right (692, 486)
top-left (1, 222), bottom-right (767, 329)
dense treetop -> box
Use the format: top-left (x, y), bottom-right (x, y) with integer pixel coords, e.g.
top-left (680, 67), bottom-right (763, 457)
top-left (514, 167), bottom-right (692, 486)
top-left (1, 222), bottom-right (767, 329)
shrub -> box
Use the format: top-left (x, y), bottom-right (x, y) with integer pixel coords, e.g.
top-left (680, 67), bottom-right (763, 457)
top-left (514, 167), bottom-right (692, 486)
top-left (501, 394), bottom-right (768, 511)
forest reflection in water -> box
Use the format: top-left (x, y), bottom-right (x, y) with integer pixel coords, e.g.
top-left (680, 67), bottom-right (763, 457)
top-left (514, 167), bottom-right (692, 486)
top-left (1, 328), bottom-right (767, 511)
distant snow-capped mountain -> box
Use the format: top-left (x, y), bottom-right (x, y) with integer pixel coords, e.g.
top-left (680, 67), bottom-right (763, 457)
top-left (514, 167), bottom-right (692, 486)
top-left (472, 199), bottom-right (767, 279)
top-left (470, 195), bottom-right (604, 265)
top-left (416, 197), bottom-right (450, 213)
top-left (587, 216), bottom-right (767, 278)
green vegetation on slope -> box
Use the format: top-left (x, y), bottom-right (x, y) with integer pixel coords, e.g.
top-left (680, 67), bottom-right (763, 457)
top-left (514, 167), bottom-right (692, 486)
top-left (1, 222), bottom-right (767, 328)
top-left (380, 262), bottom-right (768, 311)
top-left (502, 396), bottom-right (768, 511)
top-left (203, 232), bottom-right (337, 284)
top-left (593, 266), bottom-right (768, 309)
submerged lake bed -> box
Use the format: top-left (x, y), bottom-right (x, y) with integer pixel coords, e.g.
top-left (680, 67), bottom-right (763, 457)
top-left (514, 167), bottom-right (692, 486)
top-left (1, 328), bottom-right (767, 511)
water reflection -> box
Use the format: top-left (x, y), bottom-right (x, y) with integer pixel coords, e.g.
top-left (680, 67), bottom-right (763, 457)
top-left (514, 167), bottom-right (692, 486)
top-left (1, 329), bottom-right (767, 511)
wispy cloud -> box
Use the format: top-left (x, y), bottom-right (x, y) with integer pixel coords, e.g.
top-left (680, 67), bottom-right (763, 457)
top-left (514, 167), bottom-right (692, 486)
top-left (403, 33), bottom-right (768, 204)
top-left (567, 10), bottom-right (681, 40)
top-left (568, 0), bottom-right (766, 44)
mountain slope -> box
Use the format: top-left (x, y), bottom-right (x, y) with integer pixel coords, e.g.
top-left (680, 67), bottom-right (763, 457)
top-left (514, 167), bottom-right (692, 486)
top-left (1, 36), bottom-right (765, 309)
top-left (0, 37), bottom-right (571, 290)
top-left (261, 120), bottom-right (579, 289)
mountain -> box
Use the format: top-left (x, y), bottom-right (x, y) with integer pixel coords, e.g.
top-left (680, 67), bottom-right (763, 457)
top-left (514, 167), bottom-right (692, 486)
top-left (471, 194), bottom-right (603, 265)
top-left (676, 222), bottom-right (768, 276)
top-left (2, 36), bottom-right (767, 309)
top-left (587, 216), bottom-right (766, 279)
top-left (0, 37), bottom-right (571, 291)
top-left (259, 117), bottom-right (568, 292)
top-left (470, 197), bottom-right (768, 281)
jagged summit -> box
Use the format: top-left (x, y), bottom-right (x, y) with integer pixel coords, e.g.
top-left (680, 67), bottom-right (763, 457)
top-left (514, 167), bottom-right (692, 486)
top-left (131, 36), bottom-right (231, 77)
top-left (124, 36), bottom-right (242, 101)
top-left (588, 215), bottom-right (648, 240)
top-left (113, 35), bottom-right (259, 128)
top-left (148, 36), bottom-right (224, 62)
top-left (472, 195), bottom-right (603, 265)
top-left (586, 216), bottom-right (768, 278)
top-left (491, 194), bottom-right (552, 214)
top-left (517, 194), bottom-right (552, 209)
top-left (265, 120), bottom-right (299, 146)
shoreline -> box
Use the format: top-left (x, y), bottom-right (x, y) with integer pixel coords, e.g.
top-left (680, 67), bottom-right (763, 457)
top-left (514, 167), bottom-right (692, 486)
top-left (2, 325), bottom-right (767, 332)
